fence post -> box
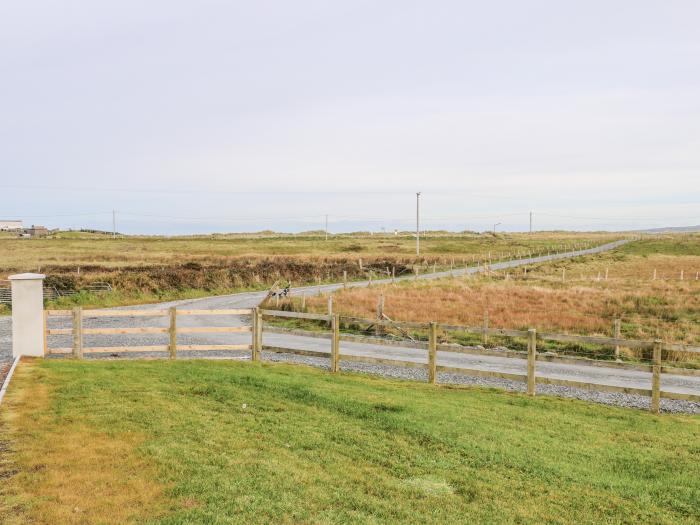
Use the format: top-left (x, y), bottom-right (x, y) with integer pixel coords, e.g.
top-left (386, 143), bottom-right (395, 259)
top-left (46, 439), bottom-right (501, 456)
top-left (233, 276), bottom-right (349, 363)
top-left (527, 328), bottom-right (537, 395)
top-left (168, 307), bottom-right (177, 360)
top-left (9, 273), bottom-right (46, 358)
top-left (252, 307), bottom-right (262, 361)
top-left (428, 322), bottom-right (437, 384)
top-left (72, 306), bottom-right (83, 359)
top-left (330, 314), bottom-right (340, 373)
top-left (651, 340), bottom-right (662, 414)
top-left (251, 307), bottom-right (257, 359)
top-left (482, 310), bottom-right (489, 346)
top-left (391, 266), bottom-right (395, 283)
top-left (343, 270), bottom-right (347, 288)
top-left (257, 308), bottom-right (264, 360)
top-left (328, 296), bottom-right (333, 317)
top-left (376, 294), bottom-right (384, 337)
top-left (613, 319), bottom-right (621, 361)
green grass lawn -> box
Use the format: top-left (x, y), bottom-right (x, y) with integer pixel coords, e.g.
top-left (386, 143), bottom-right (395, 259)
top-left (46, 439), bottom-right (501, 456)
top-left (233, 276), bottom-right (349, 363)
top-left (1, 359), bottom-right (699, 524)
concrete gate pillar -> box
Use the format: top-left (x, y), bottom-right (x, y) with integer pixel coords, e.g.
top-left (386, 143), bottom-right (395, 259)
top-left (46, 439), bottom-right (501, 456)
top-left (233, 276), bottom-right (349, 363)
top-left (10, 273), bottom-right (46, 357)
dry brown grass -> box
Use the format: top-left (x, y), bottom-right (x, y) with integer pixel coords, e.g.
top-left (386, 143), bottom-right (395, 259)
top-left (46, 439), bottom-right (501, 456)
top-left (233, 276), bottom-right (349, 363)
top-left (0, 360), bottom-right (168, 524)
top-left (290, 254), bottom-right (700, 347)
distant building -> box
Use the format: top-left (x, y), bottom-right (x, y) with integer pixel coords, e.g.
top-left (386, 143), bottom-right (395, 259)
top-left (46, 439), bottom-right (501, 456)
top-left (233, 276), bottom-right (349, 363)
top-left (0, 219), bottom-right (23, 231)
top-left (23, 225), bottom-right (49, 237)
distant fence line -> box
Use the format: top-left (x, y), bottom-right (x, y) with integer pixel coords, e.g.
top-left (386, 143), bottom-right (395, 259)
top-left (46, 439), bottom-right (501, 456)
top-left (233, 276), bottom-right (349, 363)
top-left (0, 281), bottom-right (112, 305)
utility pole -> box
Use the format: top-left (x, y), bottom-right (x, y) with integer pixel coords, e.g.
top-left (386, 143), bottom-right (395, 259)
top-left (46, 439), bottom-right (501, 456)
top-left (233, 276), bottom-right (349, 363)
top-left (529, 211), bottom-right (532, 234)
top-left (416, 192), bottom-right (421, 256)
top-left (493, 222), bottom-right (501, 234)
top-left (112, 209), bottom-right (116, 239)
top-left (325, 214), bottom-right (328, 241)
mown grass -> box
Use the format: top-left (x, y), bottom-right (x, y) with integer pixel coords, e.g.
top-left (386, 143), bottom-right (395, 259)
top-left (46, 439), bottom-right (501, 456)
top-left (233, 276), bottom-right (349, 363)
top-left (1, 359), bottom-right (699, 524)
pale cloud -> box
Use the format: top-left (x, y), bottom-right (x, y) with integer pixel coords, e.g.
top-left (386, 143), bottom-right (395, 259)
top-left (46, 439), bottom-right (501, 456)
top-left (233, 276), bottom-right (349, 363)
top-left (1, 1), bottom-right (698, 233)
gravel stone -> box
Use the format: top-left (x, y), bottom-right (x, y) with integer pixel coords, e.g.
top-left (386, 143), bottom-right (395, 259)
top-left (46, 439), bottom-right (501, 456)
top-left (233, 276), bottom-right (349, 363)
top-left (0, 316), bottom-right (11, 386)
top-left (261, 351), bottom-right (700, 414)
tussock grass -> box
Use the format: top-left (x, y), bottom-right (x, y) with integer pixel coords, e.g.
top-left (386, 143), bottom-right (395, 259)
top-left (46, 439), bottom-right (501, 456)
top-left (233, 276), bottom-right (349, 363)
top-left (291, 248), bottom-right (700, 346)
top-left (1, 359), bottom-right (699, 524)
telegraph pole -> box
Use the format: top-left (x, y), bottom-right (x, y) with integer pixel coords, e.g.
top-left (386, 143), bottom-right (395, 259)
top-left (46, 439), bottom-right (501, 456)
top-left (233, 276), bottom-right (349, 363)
top-left (112, 210), bottom-right (116, 239)
top-left (416, 192), bottom-right (421, 256)
top-left (325, 214), bottom-right (328, 241)
top-left (529, 211), bottom-right (533, 234)
top-left (493, 222), bottom-right (501, 234)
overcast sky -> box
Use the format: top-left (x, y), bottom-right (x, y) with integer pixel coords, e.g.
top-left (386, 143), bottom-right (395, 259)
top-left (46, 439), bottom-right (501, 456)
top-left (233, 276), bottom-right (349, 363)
top-left (1, 1), bottom-right (699, 234)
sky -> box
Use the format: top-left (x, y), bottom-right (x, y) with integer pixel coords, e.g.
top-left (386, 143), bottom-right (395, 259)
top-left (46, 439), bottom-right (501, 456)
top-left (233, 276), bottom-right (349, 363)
top-left (1, 1), bottom-right (699, 234)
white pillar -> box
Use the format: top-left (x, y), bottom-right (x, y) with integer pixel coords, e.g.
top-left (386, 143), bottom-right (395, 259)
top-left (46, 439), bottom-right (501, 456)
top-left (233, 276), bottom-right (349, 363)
top-left (10, 273), bottom-right (46, 358)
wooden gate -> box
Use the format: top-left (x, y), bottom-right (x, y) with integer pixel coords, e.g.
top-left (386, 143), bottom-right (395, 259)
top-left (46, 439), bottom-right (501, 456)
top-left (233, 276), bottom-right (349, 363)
top-left (44, 307), bottom-right (262, 358)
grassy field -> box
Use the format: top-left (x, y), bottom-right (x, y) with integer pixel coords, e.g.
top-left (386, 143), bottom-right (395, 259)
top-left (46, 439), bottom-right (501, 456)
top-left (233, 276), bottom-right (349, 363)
top-left (0, 230), bottom-right (620, 314)
top-left (1, 359), bottom-right (698, 524)
top-left (0, 231), bottom-right (619, 270)
top-left (271, 236), bottom-right (700, 364)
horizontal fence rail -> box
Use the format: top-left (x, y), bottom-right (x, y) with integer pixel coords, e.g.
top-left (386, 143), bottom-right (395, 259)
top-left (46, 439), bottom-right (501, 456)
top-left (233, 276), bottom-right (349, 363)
top-left (260, 309), bottom-right (331, 321)
top-left (2, 283), bottom-right (113, 305)
top-left (340, 315), bottom-right (698, 354)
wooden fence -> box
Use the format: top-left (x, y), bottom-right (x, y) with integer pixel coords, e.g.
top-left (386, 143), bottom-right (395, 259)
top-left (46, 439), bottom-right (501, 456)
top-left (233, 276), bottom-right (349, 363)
top-left (44, 308), bottom-right (257, 357)
top-left (257, 310), bottom-right (700, 414)
top-left (1, 282), bottom-right (113, 305)
top-left (44, 306), bottom-right (700, 414)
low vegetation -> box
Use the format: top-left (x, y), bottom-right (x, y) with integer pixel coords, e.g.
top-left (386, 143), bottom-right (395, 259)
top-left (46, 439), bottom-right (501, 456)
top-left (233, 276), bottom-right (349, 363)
top-left (0, 230), bottom-right (619, 311)
top-left (1, 359), bottom-right (698, 524)
top-left (0, 230), bottom-right (619, 269)
top-left (272, 237), bottom-right (700, 364)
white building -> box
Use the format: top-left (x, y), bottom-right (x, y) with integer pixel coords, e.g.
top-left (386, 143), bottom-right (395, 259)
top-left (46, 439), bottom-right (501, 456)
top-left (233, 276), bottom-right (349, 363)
top-left (0, 220), bottom-right (23, 231)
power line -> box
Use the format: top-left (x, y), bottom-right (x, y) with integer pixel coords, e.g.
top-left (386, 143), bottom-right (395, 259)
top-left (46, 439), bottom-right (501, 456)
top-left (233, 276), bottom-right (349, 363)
top-left (537, 212), bottom-right (673, 222)
top-left (5, 212), bottom-right (112, 218)
top-left (0, 184), bottom-right (419, 196)
top-left (6, 208), bottom-right (699, 232)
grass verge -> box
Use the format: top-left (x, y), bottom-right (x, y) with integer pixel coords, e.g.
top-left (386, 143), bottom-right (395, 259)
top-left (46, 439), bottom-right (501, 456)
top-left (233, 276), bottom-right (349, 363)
top-left (1, 359), bottom-right (699, 524)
